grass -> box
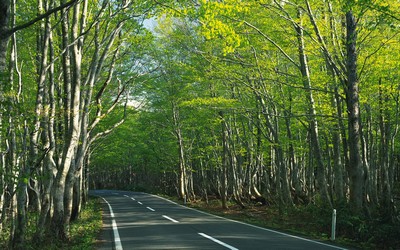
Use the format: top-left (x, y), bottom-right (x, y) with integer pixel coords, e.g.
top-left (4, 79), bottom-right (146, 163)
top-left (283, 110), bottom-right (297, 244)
top-left (33, 197), bottom-right (102, 250)
top-left (0, 197), bottom-right (103, 250)
top-left (66, 197), bottom-right (103, 250)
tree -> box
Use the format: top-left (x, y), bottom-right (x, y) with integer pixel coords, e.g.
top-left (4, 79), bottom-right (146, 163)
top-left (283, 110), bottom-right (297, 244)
top-left (0, 0), bottom-right (153, 245)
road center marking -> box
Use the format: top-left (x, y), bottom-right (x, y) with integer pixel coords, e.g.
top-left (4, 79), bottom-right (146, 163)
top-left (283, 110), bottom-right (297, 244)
top-left (146, 207), bottom-right (155, 211)
top-left (124, 195), bottom-right (129, 198)
top-left (199, 233), bottom-right (238, 250)
top-left (162, 215), bottom-right (179, 223)
top-left (101, 197), bottom-right (123, 250)
top-left (131, 198), bottom-right (135, 201)
top-left (138, 201), bottom-right (143, 205)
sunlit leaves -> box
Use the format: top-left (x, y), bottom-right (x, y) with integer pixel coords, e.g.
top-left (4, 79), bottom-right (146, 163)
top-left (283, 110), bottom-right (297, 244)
top-left (198, 0), bottom-right (249, 55)
top-left (182, 97), bottom-right (238, 109)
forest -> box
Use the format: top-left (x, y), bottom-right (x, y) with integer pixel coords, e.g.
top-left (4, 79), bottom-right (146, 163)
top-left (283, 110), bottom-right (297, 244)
top-left (0, 0), bottom-right (399, 249)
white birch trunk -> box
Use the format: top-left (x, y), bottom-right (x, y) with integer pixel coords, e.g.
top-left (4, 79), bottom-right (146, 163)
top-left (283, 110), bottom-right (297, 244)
top-left (51, 0), bottom-right (82, 239)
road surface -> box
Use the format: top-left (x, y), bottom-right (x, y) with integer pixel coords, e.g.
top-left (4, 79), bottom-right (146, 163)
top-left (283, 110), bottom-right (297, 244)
top-left (91, 190), bottom-right (347, 250)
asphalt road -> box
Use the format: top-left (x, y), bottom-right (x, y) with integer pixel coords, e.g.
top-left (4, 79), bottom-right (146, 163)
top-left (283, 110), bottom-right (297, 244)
top-left (91, 190), bottom-right (347, 250)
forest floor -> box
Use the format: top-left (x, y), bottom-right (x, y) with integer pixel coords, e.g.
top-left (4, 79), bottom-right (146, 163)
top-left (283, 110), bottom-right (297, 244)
top-left (181, 197), bottom-right (367, 250)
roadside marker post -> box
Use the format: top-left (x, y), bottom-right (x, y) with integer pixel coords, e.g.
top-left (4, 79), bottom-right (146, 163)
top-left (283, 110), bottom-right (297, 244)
top-left (331, 209), bottom-right (337, 241)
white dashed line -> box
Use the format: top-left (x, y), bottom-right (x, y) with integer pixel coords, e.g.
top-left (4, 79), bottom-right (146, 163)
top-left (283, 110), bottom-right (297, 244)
top-left (146, 207), bottom-right (155, 211)
top-left (199, 233), bottom-right (238, 250)
top-left (101, 197), bottom-right (123, 250)
top-left (148, 193), bottom-right (345, 250)
top-left (162, 215), bottom-right (179, 223)
top-left (131, 198), bottom-right (135, 201)
top-left (138, 201), bottom-right (143, 205)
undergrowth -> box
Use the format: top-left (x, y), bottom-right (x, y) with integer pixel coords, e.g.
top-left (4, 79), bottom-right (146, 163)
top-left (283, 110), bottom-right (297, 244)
top-left (181, 197), bottom-right (400, 250)
top-left (0, 197), bottom-right (102, 250)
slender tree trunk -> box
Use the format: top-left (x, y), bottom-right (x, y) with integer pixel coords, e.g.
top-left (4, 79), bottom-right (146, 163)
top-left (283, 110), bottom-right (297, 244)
top-left (13, 0), bottom-right (50, 246)
top-left (0, 158), bottom-right (4, 233)
top-left (51, 1), bottom-right (82, 239)
top-left (295, 9), bottom-right (331, 206)
top-left (228, 116), bottom-right (245, 208)
top-left (64, 0), bottom-right (89, 225)
top-left (8, 11), bottom-right (24, 248)
top-left (283, 89), bottom-right (302, 201)
top-left (365, 104), bottom-right (378, 205)
top-left (0, 4), bottom-right (10, 234)
top-left (36, 1), bottom-right (57, 235)
top-left (0, 0), bottom-right (13, 235)
top-left (257, 95), bottom-right (292, 206)
top-left (173, 102), bottom-right (187, 200)
top-left (61, 0), bottom-right (71, 140)
top-left (219, 111), bottom-right (229, 209)
top-left (330, 88), bottom-right (345, 202)
top-left (378, 82), bottom-right (393, 219)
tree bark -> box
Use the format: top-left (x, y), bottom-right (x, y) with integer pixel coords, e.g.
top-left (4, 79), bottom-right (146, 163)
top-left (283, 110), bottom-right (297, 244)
top-left (378, 81), bottom-right (393, 219)
top-left (219, 111), bottom-right (229, 209)
top-left (0, 0), bottom-right (10, 75)
top-left (51, 1), bottom-right (82, 239)
top-left (345, 10), bottom-right (364, 210)
top-left (173, 102), bottom-right (188, 200)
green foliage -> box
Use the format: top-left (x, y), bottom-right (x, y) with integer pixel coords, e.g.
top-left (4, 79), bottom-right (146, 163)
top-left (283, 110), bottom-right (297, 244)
top-left (0, 198), bottom-right (102, 250)
top-left (90, 0), bottom-right (400, 247)
top-left (182, 97), bottom-right (238, 108)
top-left (198, 0), bottom-right (248, 55)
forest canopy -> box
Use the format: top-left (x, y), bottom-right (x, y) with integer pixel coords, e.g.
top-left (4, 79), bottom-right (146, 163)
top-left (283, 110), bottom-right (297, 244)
top-left (0, 0), bottom-right (399, 248)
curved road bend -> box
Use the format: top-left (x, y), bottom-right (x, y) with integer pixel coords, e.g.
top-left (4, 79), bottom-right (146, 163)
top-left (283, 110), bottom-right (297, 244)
top-left (91, 190), bottom-right (348, 250)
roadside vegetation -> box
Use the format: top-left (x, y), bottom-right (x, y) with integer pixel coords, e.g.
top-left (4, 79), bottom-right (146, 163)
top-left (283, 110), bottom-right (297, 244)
top-left (0, 198), bottom-right (102, 250)
top-left (1, 1), bottom-right (400, 248)
top-left (163, 194), bottom-right (400, 250)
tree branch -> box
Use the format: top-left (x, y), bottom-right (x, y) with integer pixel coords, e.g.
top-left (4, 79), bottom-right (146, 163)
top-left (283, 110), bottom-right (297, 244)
top-left (2, 0), bottom-right (78, 38)
top-left (242, 20), bottom-right (299, 69)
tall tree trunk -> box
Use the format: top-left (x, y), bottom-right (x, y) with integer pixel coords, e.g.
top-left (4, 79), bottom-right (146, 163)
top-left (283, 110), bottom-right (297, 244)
top-left (378, 81), bottom-right (393, 219)
top-left (345, 10), bottom-right (364, 210)
top-left (13, 0), bottom-right (50, 246)
top-left (64, 0), bottom-right (88, 225)
top-left (51, 1), bottom-right (82, 239)
top-left (0, 6), bottom-right (10, 234)
top-left (61, 0), bottom-right (71, 140)
top-left (295, 9), bottom-right (331, 206)
top-left (173, 102), bottom-right (187, 200)
top-left (220, 111), bottom-right (229, 209)
top-left (257, 95), bottom-right (292, 207)
top-left (0, 0), bottom-right (10, 75)
top-left (0, 0), bottom-right (12, 235)
top-left (228, 115), bottom-right (245, 208)
top-left (36, 1), bottom-right (57, 235)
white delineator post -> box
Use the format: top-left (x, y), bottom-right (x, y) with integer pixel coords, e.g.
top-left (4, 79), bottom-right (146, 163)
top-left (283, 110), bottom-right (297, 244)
top-left (331, 209), bottom-right (337, 241)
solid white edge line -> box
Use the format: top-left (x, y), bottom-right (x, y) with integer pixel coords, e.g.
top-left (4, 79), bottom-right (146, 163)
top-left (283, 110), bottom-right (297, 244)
top-left (146, 193), bottom-right (346, 250)
top-left (162, 215), bottom-right (179, 223)
top-left (199, 233), bottom-right (239, 250)
top-left (101, 197), bottom-right (123, 250)
top-left (147, 207), bottom-right (155, 212)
